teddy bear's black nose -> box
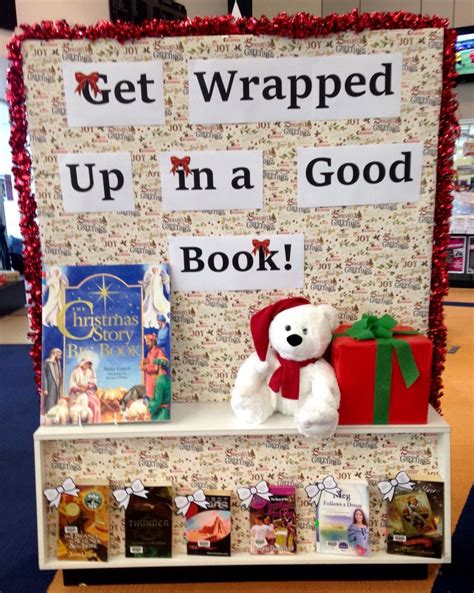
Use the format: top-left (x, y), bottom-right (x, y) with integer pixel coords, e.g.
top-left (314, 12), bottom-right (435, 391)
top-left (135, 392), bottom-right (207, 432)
top-left (287, 334), bottom-right (303, 347)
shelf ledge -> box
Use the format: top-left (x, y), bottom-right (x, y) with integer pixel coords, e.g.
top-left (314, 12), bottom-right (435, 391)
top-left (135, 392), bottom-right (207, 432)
top-left (34, 403), bottom-right (449, 441)
top-left (40, 550), bottom-right (449, 569)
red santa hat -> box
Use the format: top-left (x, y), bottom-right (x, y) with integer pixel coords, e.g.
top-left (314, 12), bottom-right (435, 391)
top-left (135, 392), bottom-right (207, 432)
top-left (251, 297), bottom-right (310, 362)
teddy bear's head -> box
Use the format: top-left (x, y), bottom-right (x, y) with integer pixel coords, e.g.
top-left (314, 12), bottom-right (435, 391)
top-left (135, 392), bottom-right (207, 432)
top-left (268, 304), bottom-right (338, 361)
top-left (251, 298), bottom-right (339, 364)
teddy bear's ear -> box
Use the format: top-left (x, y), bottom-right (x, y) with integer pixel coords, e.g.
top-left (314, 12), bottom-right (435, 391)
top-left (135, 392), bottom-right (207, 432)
top-left (316, 304), bottom-right (339, 332)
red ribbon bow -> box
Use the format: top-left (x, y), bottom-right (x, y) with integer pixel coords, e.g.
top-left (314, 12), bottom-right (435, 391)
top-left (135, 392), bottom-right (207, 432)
top-left (74, 72), bottom-right (102, 97)
top-left (252, 239), bottom-right (270, 256)
top-left (170, 156), bottom-right (191, 176)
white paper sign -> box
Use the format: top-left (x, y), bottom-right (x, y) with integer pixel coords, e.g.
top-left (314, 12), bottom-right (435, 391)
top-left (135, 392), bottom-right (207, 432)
top-left (169, 234), bottom-right (304, 292)
top-left (189, 54), bottom-right (402, 124)
top-left (160, 150), bottom-right (262, 211)
top-left (58, 152), bottom-right (135, 213)
top-left (62, 61), bottom-right (165, 127)
top-left (297, 143), bottom-right (423, 208)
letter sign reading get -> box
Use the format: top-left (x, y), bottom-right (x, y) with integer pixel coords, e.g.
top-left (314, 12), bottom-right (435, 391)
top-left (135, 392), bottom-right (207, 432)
top-left (62, 61), bottom-right (165, 127)
top-left (297, 143), bottom-right (423, 208)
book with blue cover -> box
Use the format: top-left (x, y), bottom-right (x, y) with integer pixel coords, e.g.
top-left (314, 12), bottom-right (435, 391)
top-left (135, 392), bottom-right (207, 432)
top-left (41, 263), bottom-right (170, 424)
top-left (316, 480), bottom-right (370, 557)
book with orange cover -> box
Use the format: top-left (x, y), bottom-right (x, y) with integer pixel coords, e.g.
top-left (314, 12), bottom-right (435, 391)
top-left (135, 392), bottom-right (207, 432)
top-left (57, 482), bottom-right (109, 561)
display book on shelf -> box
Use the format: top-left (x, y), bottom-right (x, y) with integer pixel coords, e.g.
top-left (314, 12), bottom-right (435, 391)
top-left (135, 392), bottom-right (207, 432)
top-left (34, 402), bottom-right (451, 569)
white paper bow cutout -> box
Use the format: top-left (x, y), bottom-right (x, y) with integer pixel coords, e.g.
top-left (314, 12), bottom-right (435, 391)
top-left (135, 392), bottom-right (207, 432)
top-left (175, 489), bottom-right (209, 517)
top-left (113, 479), bottom-right (149, 509)
top-left (237, 480), bottom-right (273, 509)
top-left (377, 471), bottom-right (415, 502)
top-left (305, 475), bottom-right (341, 507)
top-left (43, 478), bottom-right (80, 508)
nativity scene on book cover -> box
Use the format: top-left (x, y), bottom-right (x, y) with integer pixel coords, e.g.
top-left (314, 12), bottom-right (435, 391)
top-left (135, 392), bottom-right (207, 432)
top-left (41, 263), bottom-right (171, 425)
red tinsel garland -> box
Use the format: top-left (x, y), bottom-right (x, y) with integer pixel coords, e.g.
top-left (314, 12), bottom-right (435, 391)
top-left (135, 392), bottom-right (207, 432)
top-left (6, 10), bottom-right (458, 410)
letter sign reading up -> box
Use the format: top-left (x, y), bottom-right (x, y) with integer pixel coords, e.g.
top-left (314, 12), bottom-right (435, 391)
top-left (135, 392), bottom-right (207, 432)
top-left (189, 54), bottom-right (402, 124)
top-left (58, 152), bottom-right (135, 213)
top-left (297, 143), bottom-right (423, 208)
top-left (62, 61), bottom-right (165, 127)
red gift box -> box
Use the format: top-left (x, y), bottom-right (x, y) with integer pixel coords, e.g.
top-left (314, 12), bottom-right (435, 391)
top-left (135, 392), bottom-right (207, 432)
top-left (331, 323), bottom-right (432, 425)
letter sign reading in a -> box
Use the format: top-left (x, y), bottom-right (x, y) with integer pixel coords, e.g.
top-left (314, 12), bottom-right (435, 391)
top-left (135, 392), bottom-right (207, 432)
top-left (189, 54), bottom-right (402, 124)
top-left (58, 152), bottom-right (135, 213)
top-left (62, 61), bottom-right (165, 127)
top-left (160, 150), bottom-right (263, 211)
top-left (169, 234), bottom-right (304, 291)
top-left (297, 143), bottom-right (423, 208)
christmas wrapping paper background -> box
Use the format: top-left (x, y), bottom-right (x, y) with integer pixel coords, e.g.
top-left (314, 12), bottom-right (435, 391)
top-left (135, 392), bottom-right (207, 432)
top-left (21, 29), bottom-right (444, 403)
top-left (43, 432), bottom-right (440, 558)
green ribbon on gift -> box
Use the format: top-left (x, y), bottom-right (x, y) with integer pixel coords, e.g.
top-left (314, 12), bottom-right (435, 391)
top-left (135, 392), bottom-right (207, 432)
top-left (335, 314), bottom-right (420, 424)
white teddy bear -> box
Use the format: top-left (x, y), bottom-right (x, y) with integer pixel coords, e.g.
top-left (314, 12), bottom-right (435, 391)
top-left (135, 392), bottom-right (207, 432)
top-left (231, 297), bottom-right (341, 437)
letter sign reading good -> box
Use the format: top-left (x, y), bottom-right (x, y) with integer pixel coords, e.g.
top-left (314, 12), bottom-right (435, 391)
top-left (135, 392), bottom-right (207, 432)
top-left (297, 143), bottom-right (423, 208)
top-left (62, 61), bottom-right (165, 127)
top-left (189, 54), bottom-right (402, 124)
top-left (169, 234), bottom-right (304, 292)
top-left (160, 150), bottom-right (263, 211)
top-left (58, 152), bottom-right (135, 213)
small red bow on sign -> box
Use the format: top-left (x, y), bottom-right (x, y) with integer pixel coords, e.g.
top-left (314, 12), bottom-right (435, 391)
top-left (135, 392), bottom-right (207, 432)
top-left (252, 239), bottom-right (271, 256)
top-left (170, 156), bottom-right (191, 176)
top-left (74, 72), bottom-right (102, 97)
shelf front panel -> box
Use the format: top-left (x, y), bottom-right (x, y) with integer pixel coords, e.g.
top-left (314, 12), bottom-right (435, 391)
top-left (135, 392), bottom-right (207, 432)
top-left (40, 550), bottom-right (448, 570)
top-left (34, 403), bottom-right (449, 441)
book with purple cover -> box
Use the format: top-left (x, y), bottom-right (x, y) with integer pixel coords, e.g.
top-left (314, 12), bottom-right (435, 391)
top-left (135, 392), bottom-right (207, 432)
top-left (249, 485), bottom-right (296, 555)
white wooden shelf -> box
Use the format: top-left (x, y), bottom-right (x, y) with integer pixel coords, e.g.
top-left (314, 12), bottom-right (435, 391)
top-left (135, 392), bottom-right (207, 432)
top-left (34, 403), bottom-right (451, 570)
top-left (34, 403), bottom-right (449, 441)
top-left (40, 550), bottom-right (449, 570)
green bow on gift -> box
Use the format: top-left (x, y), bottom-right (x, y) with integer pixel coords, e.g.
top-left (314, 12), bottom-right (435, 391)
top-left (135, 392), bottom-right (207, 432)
top-left (336, 314), bottom-right (421, 424)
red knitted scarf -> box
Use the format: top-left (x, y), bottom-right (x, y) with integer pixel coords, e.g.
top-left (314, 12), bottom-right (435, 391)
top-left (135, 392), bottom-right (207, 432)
top-left (268, 353), bottom-right (317, 400)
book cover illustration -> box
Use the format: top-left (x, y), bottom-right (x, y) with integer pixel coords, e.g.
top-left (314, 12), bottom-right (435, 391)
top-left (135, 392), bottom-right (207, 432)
top-left (185, 491), bottom-right (231, 556)
top-left (249, 485), bottom-right (296, 555)
top-left (387, 478), bottom-right (444, 558)
top-left (316, 480), bottom-right (370, 557)
top-left (41, 263), bottom-right (170, 424)
top-left (57, 483), bottom-right (109, 561)
top-left (125, 485), bottom-right (173, 558)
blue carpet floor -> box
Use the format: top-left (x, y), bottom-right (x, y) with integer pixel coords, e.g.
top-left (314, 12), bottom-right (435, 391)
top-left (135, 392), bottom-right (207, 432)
top-left (432, 485), bottom-right (474, 593)
top-left (0, 345), bottom-right (54, 593)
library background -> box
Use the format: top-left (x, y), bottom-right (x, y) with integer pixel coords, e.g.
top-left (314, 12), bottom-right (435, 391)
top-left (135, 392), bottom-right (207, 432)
top-left (0, 2), bottom-right (472, 593)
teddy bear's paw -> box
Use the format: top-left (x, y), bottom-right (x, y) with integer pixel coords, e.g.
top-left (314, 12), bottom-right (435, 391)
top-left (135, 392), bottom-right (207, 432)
top-left (231, 389), bottom-right (273, 425)
top-left (295, 408), bottom-right (339, 438)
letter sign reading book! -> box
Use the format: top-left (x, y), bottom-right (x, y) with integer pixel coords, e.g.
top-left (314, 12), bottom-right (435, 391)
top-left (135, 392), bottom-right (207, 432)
top-left (58, 152), bottom-right (135, 213)
top-left (169, 234), bottom-right (304, 291)
top-left (160, 150), bottom-right (263, 211)
top-left (189, 54), bottom-right (402, 124)
top-left (62, 61), bottom-right (165, 127)
top-left (297, 143), bottom-right (423, 208)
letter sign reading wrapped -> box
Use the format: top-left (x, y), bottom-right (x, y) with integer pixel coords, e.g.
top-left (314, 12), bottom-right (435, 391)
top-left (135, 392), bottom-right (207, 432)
top-left (189, 54), bottom-right (402, 124)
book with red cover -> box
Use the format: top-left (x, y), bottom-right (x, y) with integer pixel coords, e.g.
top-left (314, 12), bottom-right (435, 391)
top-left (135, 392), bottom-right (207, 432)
top-left (185, 490), bottom-right (231, 556)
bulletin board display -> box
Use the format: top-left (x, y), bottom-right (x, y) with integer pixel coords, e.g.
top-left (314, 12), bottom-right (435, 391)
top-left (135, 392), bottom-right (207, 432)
top-left (8, 14), bottom-right (457, 408)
